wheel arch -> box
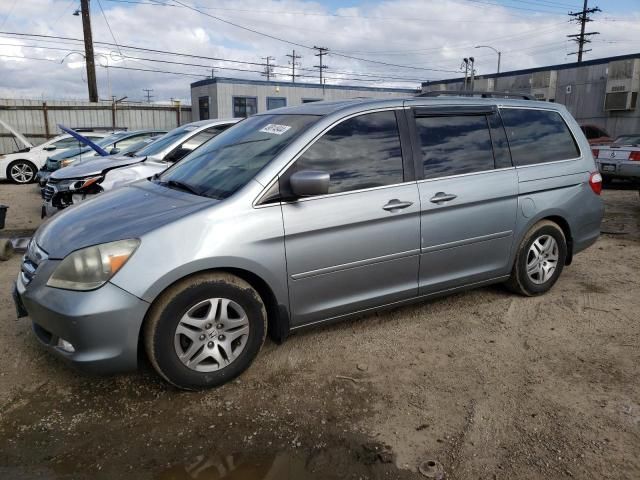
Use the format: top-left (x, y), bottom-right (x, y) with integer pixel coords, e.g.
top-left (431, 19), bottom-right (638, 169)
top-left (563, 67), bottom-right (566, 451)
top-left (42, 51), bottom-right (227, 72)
top-left (6, 158), bottom-right (38, 182)
top-left (517, 212), bottom-right (574, 266)
top-left (137, 266), bottom-right (290, 364)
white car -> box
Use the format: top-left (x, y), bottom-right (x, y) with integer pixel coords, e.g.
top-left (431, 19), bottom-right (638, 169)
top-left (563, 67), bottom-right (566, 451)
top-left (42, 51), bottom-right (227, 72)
top-left (42, 118), bottom-right (240, 216)
top-left (0, 120), bottom-right (108, 184)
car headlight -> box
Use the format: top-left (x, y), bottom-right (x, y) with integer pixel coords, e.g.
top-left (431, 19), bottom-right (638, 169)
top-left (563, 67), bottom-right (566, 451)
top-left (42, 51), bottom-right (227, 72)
top-left (61, 158), bottom-right (76, 167)
top-left (47, 239), bottom-right (140, 291)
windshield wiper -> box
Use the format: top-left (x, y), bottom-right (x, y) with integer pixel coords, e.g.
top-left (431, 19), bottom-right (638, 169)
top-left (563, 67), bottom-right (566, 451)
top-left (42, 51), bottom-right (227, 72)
top-left (162, 179), bottom-right (203, 196)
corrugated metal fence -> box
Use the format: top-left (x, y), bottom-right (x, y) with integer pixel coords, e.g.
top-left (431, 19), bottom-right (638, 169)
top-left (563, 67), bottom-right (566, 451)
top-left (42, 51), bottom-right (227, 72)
top-left (0, 99), bottom-right (192, 154)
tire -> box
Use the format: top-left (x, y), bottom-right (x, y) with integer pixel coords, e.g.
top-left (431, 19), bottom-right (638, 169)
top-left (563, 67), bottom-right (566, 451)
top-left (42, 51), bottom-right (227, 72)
top-left (144, 272), bottom-right (267, 390)
top-left (7, 160), bottom-right (37, 184)
top-left (505, 220), bottom-right (567, 297)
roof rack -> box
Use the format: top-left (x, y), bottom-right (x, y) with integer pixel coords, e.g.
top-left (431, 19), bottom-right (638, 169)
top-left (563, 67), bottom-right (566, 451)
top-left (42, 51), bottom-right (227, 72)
top-left (417, 90), bottom-right (532, 100)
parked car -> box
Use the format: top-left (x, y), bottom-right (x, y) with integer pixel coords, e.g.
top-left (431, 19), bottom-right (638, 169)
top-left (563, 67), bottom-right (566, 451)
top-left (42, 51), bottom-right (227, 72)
top-left (593, 134), bottom-right (640, 183)
top-left (13, 97), bottom-right (603, 390)
top-left (42, 119), bottom-right (238, 216)
top-left (580, 124), bottom-right (612, 146)
top-left (0, 120), bottom-right (108, 184)
top-left (36, 129), bottom-right (166, 186)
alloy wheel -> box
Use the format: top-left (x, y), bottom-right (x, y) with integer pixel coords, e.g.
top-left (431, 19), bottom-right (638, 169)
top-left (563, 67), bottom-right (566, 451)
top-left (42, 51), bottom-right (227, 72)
top-left (10, 163), bottom-right (35, 183)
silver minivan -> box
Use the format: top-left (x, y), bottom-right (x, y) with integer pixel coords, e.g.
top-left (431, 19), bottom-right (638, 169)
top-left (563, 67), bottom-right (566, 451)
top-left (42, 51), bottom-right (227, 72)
top-left (14, 97), bottom-right (604, 389)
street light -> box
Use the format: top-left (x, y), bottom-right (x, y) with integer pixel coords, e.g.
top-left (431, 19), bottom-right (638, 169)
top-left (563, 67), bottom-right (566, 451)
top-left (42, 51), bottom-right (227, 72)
top-left (475, 45), bottom-right (501, 74)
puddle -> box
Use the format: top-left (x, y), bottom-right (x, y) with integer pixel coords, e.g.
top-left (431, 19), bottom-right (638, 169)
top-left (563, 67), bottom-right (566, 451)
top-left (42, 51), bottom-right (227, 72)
top-left (156, 452), bottom-right (321, 480)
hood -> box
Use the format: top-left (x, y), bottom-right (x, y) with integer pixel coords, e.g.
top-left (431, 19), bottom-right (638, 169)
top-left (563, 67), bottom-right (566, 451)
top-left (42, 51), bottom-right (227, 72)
top-left (35, 179), bottom-right (216, 259)
top-left (0, 119), bottom-right (33, 149)
top-left (58, 125), bottom-right (109, 156)
top-left (50, 155), bottom-right (146, 180)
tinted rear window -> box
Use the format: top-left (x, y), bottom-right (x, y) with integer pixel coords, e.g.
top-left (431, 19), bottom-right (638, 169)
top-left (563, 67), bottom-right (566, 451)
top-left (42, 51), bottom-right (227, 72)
top-left (500, 108), bottom-right (580, 166)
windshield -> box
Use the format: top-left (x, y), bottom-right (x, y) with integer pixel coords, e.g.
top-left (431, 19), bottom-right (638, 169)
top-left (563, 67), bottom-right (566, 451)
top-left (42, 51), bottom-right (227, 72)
top-left (136, 124), bottom-right (201, 157)
top-left (157, 114), bottom-right (319, 199)
top-left (612, 135), bottom-right (640, 146)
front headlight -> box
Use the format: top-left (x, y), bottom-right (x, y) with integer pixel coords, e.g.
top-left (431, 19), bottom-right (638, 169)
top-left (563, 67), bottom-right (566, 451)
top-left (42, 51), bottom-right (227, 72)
top-left (47, 239), bottom-right (140, 291)
top-left (61, 158), bottom-right (75, 168)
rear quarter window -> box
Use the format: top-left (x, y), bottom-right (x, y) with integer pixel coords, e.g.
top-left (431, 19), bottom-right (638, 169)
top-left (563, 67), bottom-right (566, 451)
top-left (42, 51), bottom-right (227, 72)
top-left (500, 108), bottom-right (580, 166)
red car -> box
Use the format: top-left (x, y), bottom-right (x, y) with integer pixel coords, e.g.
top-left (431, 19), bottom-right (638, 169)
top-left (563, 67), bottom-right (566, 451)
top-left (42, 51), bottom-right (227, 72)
top-left (580, 124), bottom-right (612, 146)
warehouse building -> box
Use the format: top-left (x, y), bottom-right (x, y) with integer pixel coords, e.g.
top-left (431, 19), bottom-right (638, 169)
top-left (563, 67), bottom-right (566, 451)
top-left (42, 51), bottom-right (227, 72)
top-left (190, 77), bottom-right (419, 120)
top-left (422, 53), bottom-right (640, 137)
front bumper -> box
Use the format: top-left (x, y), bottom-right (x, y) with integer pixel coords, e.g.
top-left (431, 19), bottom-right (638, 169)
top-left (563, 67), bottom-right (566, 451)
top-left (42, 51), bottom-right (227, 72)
top-left (15, 266), bottom-right (150, 374)
top-left (36, 169), bottom-right (53, 187)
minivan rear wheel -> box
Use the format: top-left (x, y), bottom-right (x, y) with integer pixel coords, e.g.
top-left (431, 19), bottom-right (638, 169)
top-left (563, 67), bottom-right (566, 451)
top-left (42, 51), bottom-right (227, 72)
top-left (143, 272), bottom-right (267, 390)
top-left (505, 220), bottom-right (567, 296)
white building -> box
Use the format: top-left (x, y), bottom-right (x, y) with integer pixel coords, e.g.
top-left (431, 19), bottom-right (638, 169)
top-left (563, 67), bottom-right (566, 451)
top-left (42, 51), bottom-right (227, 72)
top-left (190, 77), bottom-right (419, 120)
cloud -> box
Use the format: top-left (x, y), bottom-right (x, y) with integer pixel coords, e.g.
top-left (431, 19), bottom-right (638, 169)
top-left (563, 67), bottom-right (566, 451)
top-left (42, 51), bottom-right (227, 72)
top-left (0, 0), bottom-right (639, 103)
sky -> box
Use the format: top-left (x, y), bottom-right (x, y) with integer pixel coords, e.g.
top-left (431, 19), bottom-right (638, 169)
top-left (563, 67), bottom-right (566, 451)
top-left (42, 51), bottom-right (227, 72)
top-left (0, 0), bottom-right (639, 103)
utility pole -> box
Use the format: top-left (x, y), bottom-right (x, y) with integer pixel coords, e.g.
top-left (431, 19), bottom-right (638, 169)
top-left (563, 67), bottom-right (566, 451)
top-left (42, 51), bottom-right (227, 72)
top-left (80, 0), bottom-right (98, 102)
top-left (469, 57), bottom-right (476, 91)
top-left (143, 89), bottom-right (154, 103)
top-left (286, 49), bottom-right (301, 83)
top-left (261, 56), bottom-right (275, 81)
top-left (462, 58), bottom-right (470, 91)
top-left (568, 0), bottom-right (601, 63)
top-left (314, 46), bottom-right (329, 89)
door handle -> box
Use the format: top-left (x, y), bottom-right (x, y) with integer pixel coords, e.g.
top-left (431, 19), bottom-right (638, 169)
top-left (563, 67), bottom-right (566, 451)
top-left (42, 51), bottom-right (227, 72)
top-left (383, 199), bottom-right (414, 211)
top-left (429, 192), bottom-right (457, 204)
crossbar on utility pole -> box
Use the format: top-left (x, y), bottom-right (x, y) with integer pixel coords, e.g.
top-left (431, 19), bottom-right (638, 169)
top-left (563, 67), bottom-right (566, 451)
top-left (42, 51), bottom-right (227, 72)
top-left (261, 56), bottom-right (275, 81)
top-left (80, 0), bottom-right (98, 102)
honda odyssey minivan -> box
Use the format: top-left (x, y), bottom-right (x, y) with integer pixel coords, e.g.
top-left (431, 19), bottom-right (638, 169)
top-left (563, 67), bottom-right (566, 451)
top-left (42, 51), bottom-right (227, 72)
top-left (14, 96), bottom-right (604, 390)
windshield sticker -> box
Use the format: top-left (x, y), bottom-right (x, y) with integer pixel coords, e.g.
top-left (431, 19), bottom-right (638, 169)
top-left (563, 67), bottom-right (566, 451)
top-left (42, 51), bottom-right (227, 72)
top-left (260, 124), bottom-right (292, 135)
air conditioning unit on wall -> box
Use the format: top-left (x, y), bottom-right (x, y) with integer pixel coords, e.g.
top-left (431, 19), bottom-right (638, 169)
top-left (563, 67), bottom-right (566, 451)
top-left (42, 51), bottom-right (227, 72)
top-left (604, 58), bottom-right (640, 111)
top-left (531, 70), bottom-right (557, 101)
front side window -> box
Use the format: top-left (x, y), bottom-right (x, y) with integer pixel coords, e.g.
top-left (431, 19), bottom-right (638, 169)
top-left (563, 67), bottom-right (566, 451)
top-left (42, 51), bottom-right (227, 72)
top-left (294, 110), bottom-right (404, 194)
top-left (233, 96), bottom-right (258, 118)
top-left (159, 114), bottom-right (319, 199)
top-left (500, 108), bottom-right (580, 166)
top-left (416, 115), bottom-right (495, 180)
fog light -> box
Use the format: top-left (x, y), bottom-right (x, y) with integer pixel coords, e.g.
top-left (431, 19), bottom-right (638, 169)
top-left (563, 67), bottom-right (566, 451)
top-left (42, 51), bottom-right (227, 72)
top-left (57, 338), bottom-right (75, 353)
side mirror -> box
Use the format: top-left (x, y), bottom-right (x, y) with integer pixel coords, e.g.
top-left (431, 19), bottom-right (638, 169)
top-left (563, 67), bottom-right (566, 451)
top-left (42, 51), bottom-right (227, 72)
top-left (43, 146), bottom-right (57, 151)
top-left (109, 147), bottom-right (120, 155)
top-left (290, 170), bottom-right (330, 197)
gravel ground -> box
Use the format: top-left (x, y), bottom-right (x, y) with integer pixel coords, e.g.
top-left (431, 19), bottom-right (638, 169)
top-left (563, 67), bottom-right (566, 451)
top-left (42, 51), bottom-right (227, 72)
top-left (0, 187), bottom-right (639, 479)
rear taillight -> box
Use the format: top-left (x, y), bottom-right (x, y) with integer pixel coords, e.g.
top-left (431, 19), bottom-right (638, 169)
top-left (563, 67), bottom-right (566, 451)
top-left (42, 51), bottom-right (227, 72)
top-left (591, 148), bottom-right (599, 158)
top-left (589, 172), bottom-right (602, 195)
top-left (629, 151), bottom-right (640, 161)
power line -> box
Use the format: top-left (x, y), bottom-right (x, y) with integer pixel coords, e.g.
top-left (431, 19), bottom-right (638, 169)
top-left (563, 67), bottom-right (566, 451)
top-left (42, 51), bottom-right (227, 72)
top-left (0, 33), bottom-right (429, 83)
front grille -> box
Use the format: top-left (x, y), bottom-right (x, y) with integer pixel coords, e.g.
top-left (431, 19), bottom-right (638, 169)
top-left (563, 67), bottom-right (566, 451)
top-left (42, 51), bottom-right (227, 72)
top-left (21, 241), bottom-right (48, 286)
top-left (43, 185), bottom-right (55, 201)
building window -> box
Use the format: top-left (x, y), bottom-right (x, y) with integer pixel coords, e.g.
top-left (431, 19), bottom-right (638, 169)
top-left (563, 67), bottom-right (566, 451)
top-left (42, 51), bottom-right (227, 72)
top-left (233, 96), bottom-right (258, 117)
top-left (198, 96), bottom-right (210, 120)
top-left (302, 98), bottom-right (322, 103)
top-left (267, 97), bottom-right (287, 110)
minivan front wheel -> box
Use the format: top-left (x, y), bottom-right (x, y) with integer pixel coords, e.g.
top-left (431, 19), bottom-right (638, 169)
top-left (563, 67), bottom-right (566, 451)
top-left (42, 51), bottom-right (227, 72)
top-left (505, 220), bottom-right (567, 296)
top-left (144, 272), bottom-right (267, 390)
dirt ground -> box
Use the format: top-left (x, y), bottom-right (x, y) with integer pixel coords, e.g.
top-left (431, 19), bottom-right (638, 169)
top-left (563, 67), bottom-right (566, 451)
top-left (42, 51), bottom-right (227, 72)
top-left (0, 182), bottom-right (42, 234)
top-left (0, 185), bottom-right (639, 479)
